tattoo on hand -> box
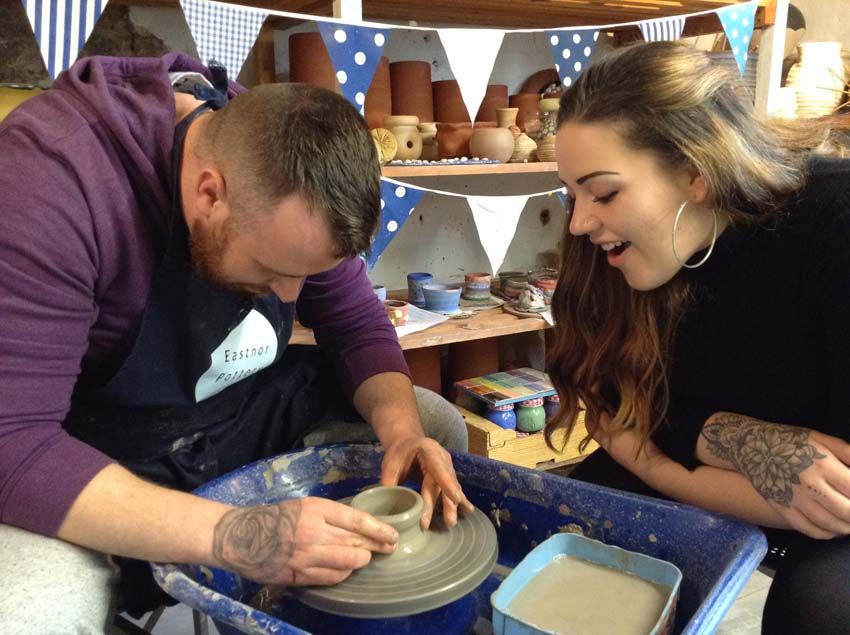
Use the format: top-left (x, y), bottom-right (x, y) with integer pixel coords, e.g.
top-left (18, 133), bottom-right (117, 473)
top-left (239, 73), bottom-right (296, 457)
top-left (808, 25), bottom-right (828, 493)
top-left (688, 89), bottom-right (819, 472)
top-left (213, 502), bottom-right (300, 578)
top-left (701, 414), bottom-right (826, 506)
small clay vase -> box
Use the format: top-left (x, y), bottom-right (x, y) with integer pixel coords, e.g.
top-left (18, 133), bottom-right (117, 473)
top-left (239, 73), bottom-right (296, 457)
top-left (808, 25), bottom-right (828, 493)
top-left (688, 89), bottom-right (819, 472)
top-left (509, 93), bottom-right (541, 133)
top-left (463, 272), bottom-right (492, 301)
top-left (289, 32), bottom-right (336, 92)
top-left (418, 122), bottom-right (438, 161)
top-left (496, 107), bottom-right (520, 139)
top-left (407, 272), bottom-right (433, 307)
top-left (536, 135), bottom-right (557, 162)
top-left (432, 79), bottom-right (471, 123)
top-left (469, 127), bottom-right (514, 163)
top-left (537, 97), bottom-right (561, 141)
top-left (384, 115), bottom-right (423, 161)
top-left (510, 133), bottom-right (537, 163)
top-left (475, 84), bottom-right (509, 122)
top-left (384, 299), bottom-right (410, 327)
top-left (365, 56), bottom-right (392, 130)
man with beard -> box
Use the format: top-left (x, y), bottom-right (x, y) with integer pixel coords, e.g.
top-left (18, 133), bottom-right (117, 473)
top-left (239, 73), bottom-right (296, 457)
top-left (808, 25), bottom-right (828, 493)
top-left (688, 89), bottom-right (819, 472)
top-left (0, 53), bottom-right (471, 632)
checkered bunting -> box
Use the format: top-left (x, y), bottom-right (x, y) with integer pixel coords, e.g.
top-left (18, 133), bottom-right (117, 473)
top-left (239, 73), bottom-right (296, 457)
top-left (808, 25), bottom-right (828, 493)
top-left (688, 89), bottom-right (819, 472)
top-left (716, 0), bottom-right (758, 76)
top-left (544, 28), bottom-right (599, 89)
top-left (21, 0), bottom-right (108, 80)
top-left (317, 22), bottom-right (391, 114)
top-left (639, 16), bottom-right (686, 42)
top-left (367, 180), bottom-right (425, 269)
top-left (181, 0), bottom-right (267, 81)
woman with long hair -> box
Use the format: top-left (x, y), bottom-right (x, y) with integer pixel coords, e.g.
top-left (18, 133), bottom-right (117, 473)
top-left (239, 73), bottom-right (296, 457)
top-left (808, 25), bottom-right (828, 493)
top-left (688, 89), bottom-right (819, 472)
top-left (547, 40), bottom-right (850, 634)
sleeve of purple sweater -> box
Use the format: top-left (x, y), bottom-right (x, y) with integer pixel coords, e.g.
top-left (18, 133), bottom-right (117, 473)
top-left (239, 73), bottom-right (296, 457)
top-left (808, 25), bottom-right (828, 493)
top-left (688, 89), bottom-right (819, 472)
top-left (296, 257), bottom-right (410, 399)
top-left (0, 120), bottom-right (115, 537)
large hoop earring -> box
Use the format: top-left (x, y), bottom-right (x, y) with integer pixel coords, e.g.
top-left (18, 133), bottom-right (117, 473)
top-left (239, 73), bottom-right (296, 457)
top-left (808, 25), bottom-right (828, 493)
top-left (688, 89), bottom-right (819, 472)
top-left (671, 201), bottom-right (718, 269)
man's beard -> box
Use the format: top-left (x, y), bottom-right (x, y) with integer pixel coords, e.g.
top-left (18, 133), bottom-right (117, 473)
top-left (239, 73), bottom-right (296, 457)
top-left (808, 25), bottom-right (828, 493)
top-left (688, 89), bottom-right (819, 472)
top-left (188, 217), bottom-right (258, 297)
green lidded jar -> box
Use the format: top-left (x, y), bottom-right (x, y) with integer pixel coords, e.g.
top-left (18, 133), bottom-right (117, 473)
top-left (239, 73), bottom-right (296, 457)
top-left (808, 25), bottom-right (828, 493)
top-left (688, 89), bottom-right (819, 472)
top-left (516, 397), bottom-right (546, 433)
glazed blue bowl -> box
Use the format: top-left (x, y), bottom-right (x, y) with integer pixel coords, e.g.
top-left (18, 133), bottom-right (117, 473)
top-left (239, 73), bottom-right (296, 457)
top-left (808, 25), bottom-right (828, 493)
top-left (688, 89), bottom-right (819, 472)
top-left (423, 283), bottom-right (463, 315)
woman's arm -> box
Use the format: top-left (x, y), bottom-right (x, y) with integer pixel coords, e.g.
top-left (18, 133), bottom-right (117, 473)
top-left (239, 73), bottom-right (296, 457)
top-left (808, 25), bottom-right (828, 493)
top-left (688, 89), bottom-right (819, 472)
top-left (594, 415), bottom-right (847, 538)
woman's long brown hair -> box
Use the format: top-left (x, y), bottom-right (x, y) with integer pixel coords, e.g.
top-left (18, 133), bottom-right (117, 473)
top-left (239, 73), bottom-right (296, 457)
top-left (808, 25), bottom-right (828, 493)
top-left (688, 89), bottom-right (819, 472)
top-left (545, 41), bottom-right (850, 454)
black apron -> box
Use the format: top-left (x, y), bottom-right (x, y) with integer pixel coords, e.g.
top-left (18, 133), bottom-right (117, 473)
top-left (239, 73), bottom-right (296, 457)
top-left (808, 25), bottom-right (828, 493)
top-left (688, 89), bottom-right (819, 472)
top-left (64, 99), bottom-right (342, 616)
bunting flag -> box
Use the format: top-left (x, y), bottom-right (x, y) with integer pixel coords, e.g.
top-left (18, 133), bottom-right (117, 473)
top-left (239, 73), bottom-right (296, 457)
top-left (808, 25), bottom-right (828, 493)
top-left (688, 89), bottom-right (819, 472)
top-left (716, 0), bottom-right (758, 76)
top-left (468, 195), bottom-right (529, 274)
top-left (181, 0), bottom-right (267, 80)
top-left (21, 0), bottom-right (108, 80)
top-left (438, 28), bottom-right (505, 122)
top-left (317, 22), bottom-right (391, 114)
top-left (555, 188), bottom-right (569, 211)
top-left (367, 180), bottom-right (426, 269)
top-left (544, 27), bottom-right (599, 89)
top-left (639, 17), bottom-right (686, 42)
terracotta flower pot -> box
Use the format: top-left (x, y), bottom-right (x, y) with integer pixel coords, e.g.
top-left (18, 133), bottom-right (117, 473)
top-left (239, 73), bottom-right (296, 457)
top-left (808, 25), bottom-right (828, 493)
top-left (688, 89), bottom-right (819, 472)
top-left (390, 61), bottom-right (434, 123)
top-left (365, 56), bottom-right (392, 130)
top-left (432, 79), bottom-right (471, 123)
top-left (475, 84), bottom-right (508, 123)
top-left (509, 93), bottom-right (542, 133)
top-left (289, 32), bottom-right (336, 92)
top-left (435, 122), bottom-right (494, 159)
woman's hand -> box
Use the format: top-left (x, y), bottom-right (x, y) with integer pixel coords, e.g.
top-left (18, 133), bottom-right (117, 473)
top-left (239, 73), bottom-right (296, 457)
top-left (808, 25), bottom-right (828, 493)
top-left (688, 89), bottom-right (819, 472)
top-left (700, 414), bottom-right (850, 539)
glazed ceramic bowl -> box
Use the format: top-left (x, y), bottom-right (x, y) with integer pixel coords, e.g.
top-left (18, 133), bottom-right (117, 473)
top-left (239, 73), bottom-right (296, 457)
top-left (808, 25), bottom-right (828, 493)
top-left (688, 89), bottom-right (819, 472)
top-left (422, 283), bottom-right (463, 314)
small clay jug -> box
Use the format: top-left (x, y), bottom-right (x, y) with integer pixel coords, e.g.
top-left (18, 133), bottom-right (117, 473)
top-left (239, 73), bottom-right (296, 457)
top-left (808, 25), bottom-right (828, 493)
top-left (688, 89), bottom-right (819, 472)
top-left (384, 115), bottom-right (423, 161)
top-left (418, 122), bottom-right (438, 161)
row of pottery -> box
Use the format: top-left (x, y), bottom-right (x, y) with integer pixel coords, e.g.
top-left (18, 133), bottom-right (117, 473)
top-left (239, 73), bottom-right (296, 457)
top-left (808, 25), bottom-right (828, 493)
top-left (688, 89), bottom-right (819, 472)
top-left (373, 110), bottom-right (544, 162)
top-left (288, 33), bottom-right (556, 133)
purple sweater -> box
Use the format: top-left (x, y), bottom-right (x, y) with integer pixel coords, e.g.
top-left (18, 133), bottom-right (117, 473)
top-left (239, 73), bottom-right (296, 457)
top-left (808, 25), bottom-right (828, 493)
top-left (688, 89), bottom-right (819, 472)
top-left (0, 54), bottom-right (408, 536)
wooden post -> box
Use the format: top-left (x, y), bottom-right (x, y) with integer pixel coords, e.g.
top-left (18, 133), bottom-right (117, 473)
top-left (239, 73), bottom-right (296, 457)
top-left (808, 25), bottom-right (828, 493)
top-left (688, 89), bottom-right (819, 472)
top-left (333, 0), bottom-right (362, 21)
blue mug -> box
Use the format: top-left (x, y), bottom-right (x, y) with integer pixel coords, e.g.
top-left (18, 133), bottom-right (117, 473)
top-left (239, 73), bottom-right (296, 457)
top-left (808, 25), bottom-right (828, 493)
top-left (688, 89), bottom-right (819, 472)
top-left (407, 272), bottom-right (433, 307)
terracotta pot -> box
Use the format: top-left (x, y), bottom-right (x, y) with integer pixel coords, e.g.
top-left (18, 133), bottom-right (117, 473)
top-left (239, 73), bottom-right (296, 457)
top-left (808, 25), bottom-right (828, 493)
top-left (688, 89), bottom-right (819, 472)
top-left (390, 61), bottom-right (434, 123)
top-left (509, 93), bottom-right (540, 133)
top-left (418, 122), bottom-right (438, 161)
top-left (432, 80), bottom-right (470, 123)
top-left (384, 300), bottom-right (410, 326)
top-left (469, 127), bottom-right (514, 163)
top-left (384, 115), bottom-right (422, 160)
top-left (365, 56), bottom-right (392, 130)
top-left (435, 122), bottom-right (472, 159)
top-left (289, 32), bottom-right (336, 92)
top-left (475, 84), bottom-right (508, 122)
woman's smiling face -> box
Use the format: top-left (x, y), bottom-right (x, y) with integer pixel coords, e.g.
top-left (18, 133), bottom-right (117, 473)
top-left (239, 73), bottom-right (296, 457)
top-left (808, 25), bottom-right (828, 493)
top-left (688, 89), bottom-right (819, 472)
top-left (555, 121), bottom-right (717, 290)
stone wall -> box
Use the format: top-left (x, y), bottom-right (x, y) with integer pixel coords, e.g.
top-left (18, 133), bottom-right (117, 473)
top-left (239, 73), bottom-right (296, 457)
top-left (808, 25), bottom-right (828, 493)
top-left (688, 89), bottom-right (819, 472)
top-left (0, 0), bottom-right (173, 87)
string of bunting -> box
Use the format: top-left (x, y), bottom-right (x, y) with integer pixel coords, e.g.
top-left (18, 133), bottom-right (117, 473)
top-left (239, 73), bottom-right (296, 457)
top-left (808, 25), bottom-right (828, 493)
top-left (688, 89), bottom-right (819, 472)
top-left (17, 0), bottom-right (758, 269)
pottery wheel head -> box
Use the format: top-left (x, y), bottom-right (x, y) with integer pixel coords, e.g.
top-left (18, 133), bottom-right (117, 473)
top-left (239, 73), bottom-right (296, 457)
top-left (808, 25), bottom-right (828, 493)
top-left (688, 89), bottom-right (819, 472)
top-left (297, 486), bottom-right (498, 619)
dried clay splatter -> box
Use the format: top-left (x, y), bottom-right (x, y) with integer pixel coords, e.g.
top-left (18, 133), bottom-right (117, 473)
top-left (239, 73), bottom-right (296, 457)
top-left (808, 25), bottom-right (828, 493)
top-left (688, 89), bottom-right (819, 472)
top-left (322, 467), bottom-right (347, 484)
top-left (559, 523), bottom-right (585, 535)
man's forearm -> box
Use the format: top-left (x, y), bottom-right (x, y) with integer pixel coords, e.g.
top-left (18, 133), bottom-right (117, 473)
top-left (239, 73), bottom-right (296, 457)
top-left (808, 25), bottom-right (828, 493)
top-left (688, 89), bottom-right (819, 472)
top-left (352, 371), bottom-right (424, 447)
top-left (57, 463), bottom-right (233, 566)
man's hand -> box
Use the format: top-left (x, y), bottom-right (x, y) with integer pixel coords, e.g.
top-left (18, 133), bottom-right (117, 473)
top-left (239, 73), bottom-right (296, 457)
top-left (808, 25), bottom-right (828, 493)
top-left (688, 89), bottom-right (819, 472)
top-left (700, 414), bottom-right (850, 539)
top-left (212, 497), bottom-right (399, 586)
top-left (380, 435), bottom-right (474, 529)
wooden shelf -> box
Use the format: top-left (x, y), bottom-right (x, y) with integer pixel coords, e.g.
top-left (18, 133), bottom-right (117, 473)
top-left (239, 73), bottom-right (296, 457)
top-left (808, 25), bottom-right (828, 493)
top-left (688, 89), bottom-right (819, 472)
top-left (289, 302), bottom-right (551, 351)
top-left (381, 162), bottom-right (557, 178)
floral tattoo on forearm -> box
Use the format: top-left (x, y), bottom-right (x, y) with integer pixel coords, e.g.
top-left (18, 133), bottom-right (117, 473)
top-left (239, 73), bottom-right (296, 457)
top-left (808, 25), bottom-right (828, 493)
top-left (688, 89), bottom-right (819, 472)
top-left (213, 502), bottom-right (300, 579)
top-left (701, 414), bottom-right (826, 506)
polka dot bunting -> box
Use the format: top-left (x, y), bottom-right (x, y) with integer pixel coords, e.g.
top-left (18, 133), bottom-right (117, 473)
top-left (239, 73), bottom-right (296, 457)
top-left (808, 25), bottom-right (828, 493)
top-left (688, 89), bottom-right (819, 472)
top-left (544, 28), bottom-right (599, 89)
top-left (317, 22), bottom-right (391, 115)
top-left (366, 180), bottom-right (426, 269)
top-left (716, 0), bottom-right (758, 76)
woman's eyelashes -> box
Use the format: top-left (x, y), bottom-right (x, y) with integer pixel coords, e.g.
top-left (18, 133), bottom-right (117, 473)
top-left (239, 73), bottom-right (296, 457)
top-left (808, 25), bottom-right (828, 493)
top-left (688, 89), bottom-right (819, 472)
top-left (592, 191), bottom-right (619, 204)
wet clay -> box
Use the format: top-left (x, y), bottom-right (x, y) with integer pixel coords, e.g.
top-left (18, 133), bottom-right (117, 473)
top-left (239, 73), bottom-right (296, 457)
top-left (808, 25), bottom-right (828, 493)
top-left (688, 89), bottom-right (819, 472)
top-left (507, 555), bottom-right (669, 634)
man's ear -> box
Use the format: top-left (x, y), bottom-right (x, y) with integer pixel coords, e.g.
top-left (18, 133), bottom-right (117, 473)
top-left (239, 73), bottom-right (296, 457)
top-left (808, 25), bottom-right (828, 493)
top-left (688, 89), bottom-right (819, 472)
top-left (195, 168), bottom-right (231, 224)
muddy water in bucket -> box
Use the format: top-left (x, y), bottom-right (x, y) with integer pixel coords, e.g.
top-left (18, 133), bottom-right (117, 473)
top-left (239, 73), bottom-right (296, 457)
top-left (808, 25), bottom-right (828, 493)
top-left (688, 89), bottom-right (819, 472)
top-left (299, 485), bottom-right (498, 618)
